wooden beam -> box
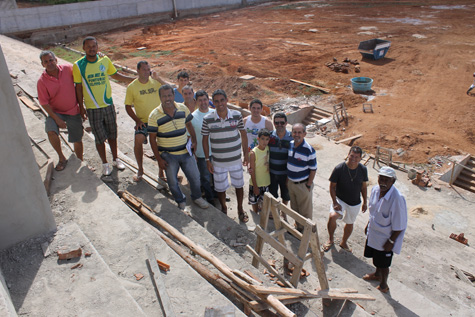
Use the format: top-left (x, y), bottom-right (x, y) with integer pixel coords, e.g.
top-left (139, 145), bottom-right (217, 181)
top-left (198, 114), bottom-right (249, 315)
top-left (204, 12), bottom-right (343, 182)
top-left (19, 96), bottom-right (40, 111)
top-left (248, 285), bottom-right (375, 301)
top-left (119, 191), bottom-right (296, 317)
top-left (290, 79), bottom-right (330, 93)
top-left (254, 226), bottom-right (302, 267)
top-left (146, 245), bottom-right (176, 316)
top-left (335, 134), bottom-right (363, 144)
top-left (246, 245), bottom-right (294, 289)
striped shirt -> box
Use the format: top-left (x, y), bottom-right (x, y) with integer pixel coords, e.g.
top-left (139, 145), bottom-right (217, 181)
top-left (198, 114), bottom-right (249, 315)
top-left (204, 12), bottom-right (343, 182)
top-left (201, 109), bottom-right (244, 168)
top-left (287, 140), bottom-right (317, 182)
top-left (148, 102), bottom-right (192, 155)
top-left (268, 130), bottom-right (293, 175)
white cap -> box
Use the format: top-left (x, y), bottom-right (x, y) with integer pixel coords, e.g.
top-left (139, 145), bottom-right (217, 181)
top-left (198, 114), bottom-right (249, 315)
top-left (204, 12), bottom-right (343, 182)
top-left (379, 166), bottom-right (397, 180)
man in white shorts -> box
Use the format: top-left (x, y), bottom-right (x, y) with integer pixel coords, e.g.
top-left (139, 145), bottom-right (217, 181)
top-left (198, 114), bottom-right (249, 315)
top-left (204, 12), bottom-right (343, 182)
top-left (323, 146), bottom-right (368, 252)
top-left (202, 89), bottom-right (249, 222)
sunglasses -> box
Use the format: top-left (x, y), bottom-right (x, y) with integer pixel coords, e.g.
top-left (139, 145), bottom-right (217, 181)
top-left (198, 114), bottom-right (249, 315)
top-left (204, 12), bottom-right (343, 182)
top-left (274, 121), bottom-right (286, 126)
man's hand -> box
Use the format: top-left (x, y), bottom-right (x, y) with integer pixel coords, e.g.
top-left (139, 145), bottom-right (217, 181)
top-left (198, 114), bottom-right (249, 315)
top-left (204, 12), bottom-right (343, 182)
top-left (79, 107), bottom-right (87, 120)
top-left (361, 202), bottom-right (368, 213)
top-left (207, 160), bottom-right (214, 174)
top-left (242, 156), bottom-right (248, 167)
top-left (191, 141), bottom-right (197, 153)
top-left (135, 120), bottom-right (145, 131)
top-left (55, 117), bottom-right (67, 129)
top-left (383, 240), bottom-right (394, 252)
top-left (157, 157), bottom-right (168, 170)
top-left (253, 186), bottom-right (260, 196)
top-left (332, 202), bottom-right (342, 211)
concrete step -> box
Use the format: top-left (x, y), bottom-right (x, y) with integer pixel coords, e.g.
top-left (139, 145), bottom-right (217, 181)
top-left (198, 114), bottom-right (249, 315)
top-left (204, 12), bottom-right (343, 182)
top-left (0, 223), bottom-right (146, 316)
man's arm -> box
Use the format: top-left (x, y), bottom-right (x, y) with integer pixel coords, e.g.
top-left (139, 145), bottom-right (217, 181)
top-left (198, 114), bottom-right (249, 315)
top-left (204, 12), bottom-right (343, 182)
top-left (125, 105), bottom-right (144, 130)
top-left (149, 132), bottom-right (167, 170)
top-left (361, 181), bottom-right (368, 212)
top-left (307, 169), bottom-right (316, 191)
top-left (329, 182), bottom-right (342, 211)
top-left (151, 71), bottom-right (169, 86)
top-left (42, 103), bottom-right (67, 129)
top-left (110, 72), bottom-right (135, 84)
top-left (239, 129), bottom-right (249, 166)
top-left (75, 84), bottom-right (87, 120)
top-left (249, 151), bottom-right (260, 196)
top-left (203, 135), bottom-right (214, 174)
top-left (383, 230), bottom-right (403, 251)
top-left (186, 121), bottom-right (197, 151)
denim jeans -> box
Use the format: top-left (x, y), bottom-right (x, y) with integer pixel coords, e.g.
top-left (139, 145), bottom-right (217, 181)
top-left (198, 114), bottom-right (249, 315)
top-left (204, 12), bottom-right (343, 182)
top-left (196, 157), bottom-right (214, 202)
top-left (161, 152), bottom-right (202, 203)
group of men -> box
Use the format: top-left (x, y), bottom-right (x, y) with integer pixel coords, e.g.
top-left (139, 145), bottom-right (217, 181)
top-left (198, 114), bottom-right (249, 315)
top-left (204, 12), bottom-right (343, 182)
top-left (37, 36), bottom-right (407, 293)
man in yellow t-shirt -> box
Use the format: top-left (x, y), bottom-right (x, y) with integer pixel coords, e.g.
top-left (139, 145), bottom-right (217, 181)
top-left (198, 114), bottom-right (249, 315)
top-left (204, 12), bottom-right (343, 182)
top-left (125, 60), bottom-right (166, 182)
top-left (73, 36), bottom-right (134, 176)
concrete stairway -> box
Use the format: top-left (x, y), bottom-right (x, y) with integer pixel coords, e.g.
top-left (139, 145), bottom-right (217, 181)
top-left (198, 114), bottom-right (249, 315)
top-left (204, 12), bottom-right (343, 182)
top-left (301, 106), bottom-right (333, 126)
top-left (453, 155), bottom-right (475, 193)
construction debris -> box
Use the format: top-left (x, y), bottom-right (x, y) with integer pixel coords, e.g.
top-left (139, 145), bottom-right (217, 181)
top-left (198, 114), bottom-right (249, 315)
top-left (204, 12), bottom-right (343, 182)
top-left (71, 263), bottom-right (83, 270)
top-left (449, 233), bottom-right (468, 245)
top-left (325, 57), bottom-right (360, 74)
top-left (57, 247), bottom-right (82, 260)
top-left (134, 273), bottom-right (144, 281)
top-left (412, 170), bottom-right (432, 187)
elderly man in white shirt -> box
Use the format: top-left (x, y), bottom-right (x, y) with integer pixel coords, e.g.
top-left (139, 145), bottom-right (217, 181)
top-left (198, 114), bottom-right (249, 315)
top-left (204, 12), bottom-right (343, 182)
top-left (363, 166), bottom-right (407, 294)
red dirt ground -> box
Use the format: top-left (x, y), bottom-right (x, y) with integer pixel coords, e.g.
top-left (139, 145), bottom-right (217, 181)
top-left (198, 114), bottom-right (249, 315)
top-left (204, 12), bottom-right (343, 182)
top-left (76, 0), bottom-right (475, 163)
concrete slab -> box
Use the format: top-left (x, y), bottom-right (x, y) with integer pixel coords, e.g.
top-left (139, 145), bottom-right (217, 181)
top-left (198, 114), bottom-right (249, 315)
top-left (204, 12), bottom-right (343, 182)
top-left (0, 223), bottom-right (146, 316)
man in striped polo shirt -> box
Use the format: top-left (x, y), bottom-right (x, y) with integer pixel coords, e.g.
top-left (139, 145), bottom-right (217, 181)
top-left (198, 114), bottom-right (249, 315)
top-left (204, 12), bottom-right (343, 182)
top-left (268, 112), bottom-right (293, 206)
top-left (287, 123), bottom-right (317, 232)
top-left (202, 90), bottom-right (249, 222)
top-left (148, 84), bottom-right (209, 210)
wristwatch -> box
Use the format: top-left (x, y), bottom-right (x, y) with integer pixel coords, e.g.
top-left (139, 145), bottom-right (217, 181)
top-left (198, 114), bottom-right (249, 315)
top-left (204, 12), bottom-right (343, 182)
top-left (205, 158), bottom-right (210, 161)
top-left (305, 183), bottom-right (311, 189)
top-left (388, 238), bottom-right (395, 244)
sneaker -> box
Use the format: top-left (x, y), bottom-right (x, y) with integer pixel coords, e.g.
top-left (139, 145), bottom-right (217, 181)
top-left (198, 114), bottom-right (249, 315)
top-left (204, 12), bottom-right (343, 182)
top-left (193, 197), bottom-right (210, 209)
top-left (113, 158), bottom-right (126, 170)
top-left (178, 202), bottom-right (186, 210)
top-left (102, 163), bottom-right (112, 176)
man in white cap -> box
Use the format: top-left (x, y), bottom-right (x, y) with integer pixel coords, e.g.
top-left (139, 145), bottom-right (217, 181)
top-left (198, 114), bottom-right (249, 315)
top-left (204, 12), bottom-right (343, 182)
top-left (467, 72), bottom-right (475, 95)
top-left (363, 166), bottom-right (407, 294)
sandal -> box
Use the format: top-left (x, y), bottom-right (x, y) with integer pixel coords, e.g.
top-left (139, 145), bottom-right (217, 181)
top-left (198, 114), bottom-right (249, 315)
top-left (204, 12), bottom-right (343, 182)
top-left (339, 243), bottom-right (352, 253)
top-left (238, 211), bottom-right (249, 223)
top-left (322, 242), bottom-right (334, 252)
top-left (377, 285), bottom-right (390, 293)
top-left (363, 273), bottom-right (381, 281)
top-left (55, 160), bottom-right (68, 171)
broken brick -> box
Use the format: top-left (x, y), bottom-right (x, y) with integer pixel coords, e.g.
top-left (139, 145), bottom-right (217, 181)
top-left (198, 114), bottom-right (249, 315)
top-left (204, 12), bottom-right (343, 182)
top-left (134, 273), bottom-right (144, 281)
top-left (58, 247), bottom-right (82, 260)
top-left (71, 263), bottom-right (83, 270)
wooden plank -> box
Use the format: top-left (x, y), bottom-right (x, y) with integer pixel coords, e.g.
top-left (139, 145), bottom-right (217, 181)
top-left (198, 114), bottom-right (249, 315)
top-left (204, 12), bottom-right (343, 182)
top-left (248, 285), bottom-right (375, 301)
top-left (232, 269), bottom-right (262, 285)
top-left (43, 159), bottom-right (54, 196)
top-left (290, 79), bottom-right (330, 93)
top-left (254, 226), bottom-right (302, 267)
top-left (309, 228), bottom-right (329, 290)
top-left (249, 295), bottom-right (307, 311)
top-left (244, 270), bottom-right (263, 284)
top-left (290, 222), bottom-right (313, 287)
top-left (252, 192), bottom-right (272, 268)
top-left (19, 96), bottom-right (40, 111)
top-left (453, 266), bottom-right (473, 285)
top-left (146, 245), bottom-right (176, 317)
top-left (335, 134), bottom-right (363, 144)
top-left (246, 245), bottom-right (293, 288)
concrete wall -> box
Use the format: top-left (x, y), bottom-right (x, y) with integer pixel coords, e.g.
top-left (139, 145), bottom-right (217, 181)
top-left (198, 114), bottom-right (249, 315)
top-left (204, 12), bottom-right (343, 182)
top-left (0, 0), bottom-right (264, 34)
top-left (0, 268), bottom-right (17, 317)
top-left (439, 154), bottom-right (471, 184)
top-left (286, 106), bottom-right (313, 125)
top-left (0, 45), bottom-right (56, 250)
top-left (0, 0), bottom-right (16, 11)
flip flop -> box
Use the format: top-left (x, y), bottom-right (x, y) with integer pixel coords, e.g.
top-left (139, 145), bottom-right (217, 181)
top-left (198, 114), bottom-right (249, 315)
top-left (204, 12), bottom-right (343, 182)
top-left (133, 173), bottom-right (143, 182)
top-left (238, 211), bottom-right (249, 223)
top-left (339, 243), bottom-right (352, 253)
top-left (363, 274), bottom-right (381, 281)
top-left (55, 160), bottom-right (68, 171)
top-left (322, 242), bottom-right (334, 252)
top-left (377, 285), bottom-right (390, 293)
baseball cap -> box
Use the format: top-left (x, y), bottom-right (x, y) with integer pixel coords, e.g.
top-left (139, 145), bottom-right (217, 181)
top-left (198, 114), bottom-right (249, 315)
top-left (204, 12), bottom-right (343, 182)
top-left (379, 166), bottom-right (397, 180)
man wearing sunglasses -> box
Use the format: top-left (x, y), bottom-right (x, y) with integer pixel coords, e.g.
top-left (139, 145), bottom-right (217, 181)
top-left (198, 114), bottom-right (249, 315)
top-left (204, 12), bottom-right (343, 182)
top-left (268, 112), bottom-right (293, 206)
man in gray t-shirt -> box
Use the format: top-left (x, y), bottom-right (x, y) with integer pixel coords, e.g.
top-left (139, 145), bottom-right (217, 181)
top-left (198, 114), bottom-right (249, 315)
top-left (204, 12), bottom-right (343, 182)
top-left (323, 146), bottom-right (368, 252)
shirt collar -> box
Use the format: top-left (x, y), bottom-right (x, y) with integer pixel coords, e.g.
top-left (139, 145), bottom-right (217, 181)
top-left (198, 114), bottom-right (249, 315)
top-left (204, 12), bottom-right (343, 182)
top-left (213, 108), bottom-right (232, 120)
top-left (379, 184), bottom-right (395, 201)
